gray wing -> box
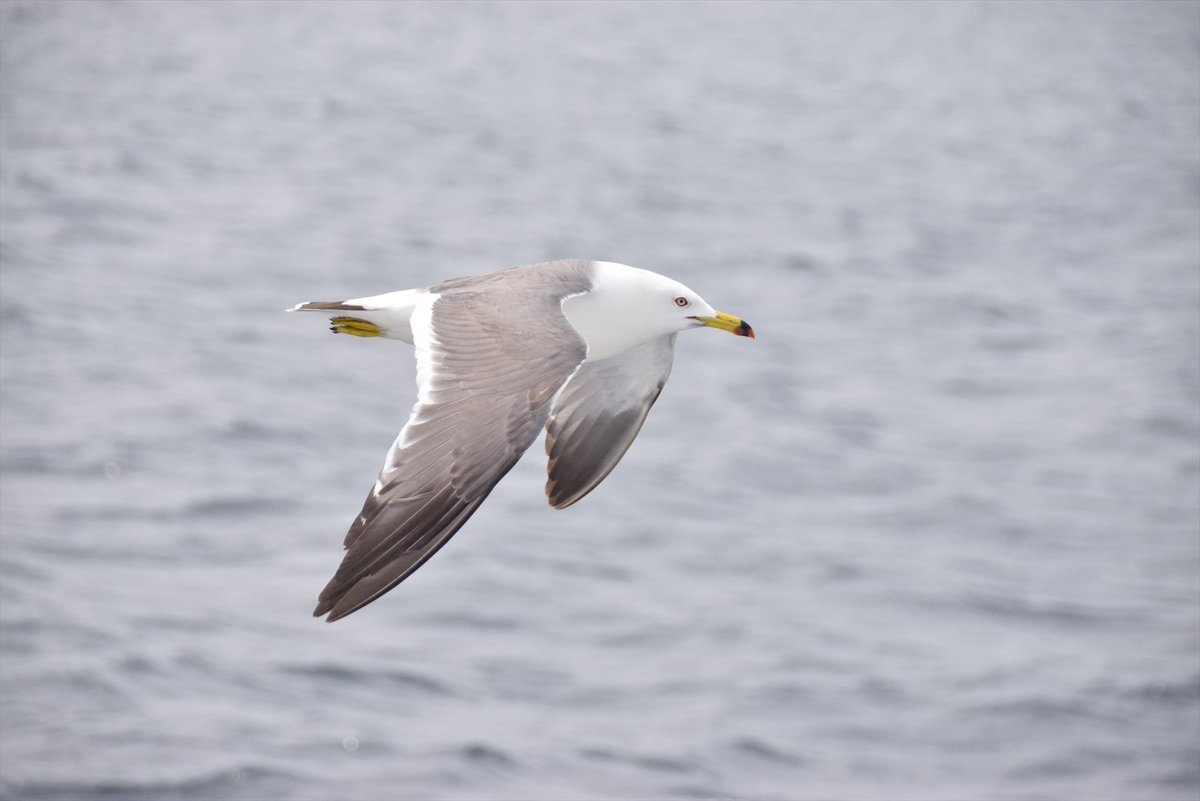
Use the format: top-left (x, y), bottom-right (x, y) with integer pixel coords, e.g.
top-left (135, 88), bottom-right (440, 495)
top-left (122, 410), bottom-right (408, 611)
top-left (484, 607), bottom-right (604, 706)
top-left (314, 288), bottom-right (588, 621)
top-left (544, 334), bottom-right (677, 509)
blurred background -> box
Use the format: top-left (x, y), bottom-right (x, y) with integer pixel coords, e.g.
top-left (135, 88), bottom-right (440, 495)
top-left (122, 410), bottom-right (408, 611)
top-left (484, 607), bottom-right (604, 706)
top-left (1, 2), bottom-right (1197, 799)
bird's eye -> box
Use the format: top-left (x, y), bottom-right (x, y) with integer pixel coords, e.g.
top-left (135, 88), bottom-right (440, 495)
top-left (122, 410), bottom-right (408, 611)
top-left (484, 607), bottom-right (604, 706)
top-left (674, 296), bottom-right (690, 308)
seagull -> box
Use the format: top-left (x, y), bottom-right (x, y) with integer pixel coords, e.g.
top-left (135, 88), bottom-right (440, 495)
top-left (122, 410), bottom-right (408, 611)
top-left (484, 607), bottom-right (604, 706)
top-left (291, 260), bottom-right (754, 621)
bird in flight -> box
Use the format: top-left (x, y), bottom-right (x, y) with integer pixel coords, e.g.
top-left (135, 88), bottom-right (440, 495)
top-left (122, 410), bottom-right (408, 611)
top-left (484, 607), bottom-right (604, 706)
top-left (292, 260), bottom-right (754, 621)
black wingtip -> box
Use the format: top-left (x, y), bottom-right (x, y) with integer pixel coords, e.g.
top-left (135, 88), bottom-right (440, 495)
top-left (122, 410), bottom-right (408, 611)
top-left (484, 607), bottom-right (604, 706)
top-left (313, 601), bottom-right (335, 621)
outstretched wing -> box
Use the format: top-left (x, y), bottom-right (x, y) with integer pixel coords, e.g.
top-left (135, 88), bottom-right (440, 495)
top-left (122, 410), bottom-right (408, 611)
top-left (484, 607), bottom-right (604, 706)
top-left (544, 334), bottom-right (677, 509)
top-left (314, 287), bottom-right (588, 621)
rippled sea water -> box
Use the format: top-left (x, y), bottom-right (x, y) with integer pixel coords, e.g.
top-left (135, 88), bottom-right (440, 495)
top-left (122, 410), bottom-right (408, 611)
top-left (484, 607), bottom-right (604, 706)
top-left (2, 2), bottom-right (1198, 799)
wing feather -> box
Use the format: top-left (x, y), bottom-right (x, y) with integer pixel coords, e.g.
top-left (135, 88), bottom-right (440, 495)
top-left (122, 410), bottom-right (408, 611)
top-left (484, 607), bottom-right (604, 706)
top-left (314, 285), bottom-right (588, 621)
top-left (544, 334), bottom-right (677, 509)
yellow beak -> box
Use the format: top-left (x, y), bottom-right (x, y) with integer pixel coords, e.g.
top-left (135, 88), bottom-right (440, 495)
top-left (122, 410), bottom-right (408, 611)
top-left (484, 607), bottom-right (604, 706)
top-left (691, 311), bottom-right (755, 339)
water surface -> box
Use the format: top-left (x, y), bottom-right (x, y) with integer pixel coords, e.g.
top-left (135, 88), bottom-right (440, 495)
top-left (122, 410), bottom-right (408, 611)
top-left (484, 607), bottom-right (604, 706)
top-left (1, 2), bottom-right (1198, 799)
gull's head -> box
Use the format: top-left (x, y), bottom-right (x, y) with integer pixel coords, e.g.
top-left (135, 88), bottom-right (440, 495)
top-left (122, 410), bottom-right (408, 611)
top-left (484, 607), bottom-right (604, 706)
top-left (565, 262), bottom-right (754, 360)
top-left (610, 262), bottom-right (754, 339)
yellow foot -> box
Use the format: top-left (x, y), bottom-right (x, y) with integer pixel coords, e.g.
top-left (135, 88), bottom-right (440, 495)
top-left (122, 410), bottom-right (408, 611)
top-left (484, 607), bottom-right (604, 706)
top-left (330, 316), bottom-right (384, 337)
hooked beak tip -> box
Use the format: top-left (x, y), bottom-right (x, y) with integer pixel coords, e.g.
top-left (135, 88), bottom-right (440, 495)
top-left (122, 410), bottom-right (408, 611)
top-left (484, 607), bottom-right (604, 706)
top-left (690, 312), bottom-right (756, 339)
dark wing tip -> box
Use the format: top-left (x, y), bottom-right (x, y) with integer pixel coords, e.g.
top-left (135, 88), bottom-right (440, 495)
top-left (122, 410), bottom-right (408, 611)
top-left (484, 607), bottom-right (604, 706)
top-left (311, 509), bottom-right (478, 623)
top-left (312, 573), bottom-right (374, 623)
top-left (544, 406), bottom-right (649, 512)
top-left (313, 594), bottom-right (358, 623)
top-left (545, 482), bottom-right (580, 510)
top-left (312, 589), bottom-right (339, 621)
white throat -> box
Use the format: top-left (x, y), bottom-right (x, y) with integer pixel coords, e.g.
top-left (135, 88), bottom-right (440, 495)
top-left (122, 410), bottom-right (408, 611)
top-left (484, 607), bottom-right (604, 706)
top-left (561, 261), bottom-right (688, 361)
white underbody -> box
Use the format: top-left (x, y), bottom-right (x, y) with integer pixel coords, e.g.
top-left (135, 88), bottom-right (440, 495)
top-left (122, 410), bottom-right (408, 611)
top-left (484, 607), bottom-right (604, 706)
top-left (335, 288), bottom-right (428, 344)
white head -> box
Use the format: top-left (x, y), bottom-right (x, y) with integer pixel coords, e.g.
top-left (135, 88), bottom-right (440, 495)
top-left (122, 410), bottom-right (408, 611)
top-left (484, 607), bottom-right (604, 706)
top-left (562, 262), bottom-right (754, 360)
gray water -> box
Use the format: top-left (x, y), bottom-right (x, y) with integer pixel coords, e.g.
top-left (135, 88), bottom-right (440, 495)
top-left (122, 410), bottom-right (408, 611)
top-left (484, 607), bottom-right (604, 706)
top-left (1, 2), bottom-right (1198, 799)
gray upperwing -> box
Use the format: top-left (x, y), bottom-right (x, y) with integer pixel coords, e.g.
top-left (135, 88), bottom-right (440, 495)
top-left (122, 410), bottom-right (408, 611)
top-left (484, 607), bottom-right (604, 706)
top-left (315, 276), bottom-right (589, 621)
top-left (544, 334), bottom-right (677, 509)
